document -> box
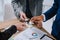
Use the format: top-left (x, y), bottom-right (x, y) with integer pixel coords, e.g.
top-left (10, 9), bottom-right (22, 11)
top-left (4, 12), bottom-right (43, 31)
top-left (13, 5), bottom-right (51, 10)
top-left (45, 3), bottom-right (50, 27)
top-left (13, 27), bottom-right (52, 40)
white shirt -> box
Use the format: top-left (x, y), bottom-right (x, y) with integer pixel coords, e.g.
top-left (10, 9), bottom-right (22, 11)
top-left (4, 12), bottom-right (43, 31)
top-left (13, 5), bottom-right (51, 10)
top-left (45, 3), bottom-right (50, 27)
top-left (41, 14), bottom-right (46, 21)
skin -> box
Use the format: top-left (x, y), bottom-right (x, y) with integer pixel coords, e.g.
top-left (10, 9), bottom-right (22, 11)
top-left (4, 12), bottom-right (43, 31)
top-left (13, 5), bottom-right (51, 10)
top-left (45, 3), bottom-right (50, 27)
top-left (20, 12), bottom-right (44, 28)
top-left (14, 22), bottom-right (27, 31)
top-left (30, 15), bottom-right (44, 28)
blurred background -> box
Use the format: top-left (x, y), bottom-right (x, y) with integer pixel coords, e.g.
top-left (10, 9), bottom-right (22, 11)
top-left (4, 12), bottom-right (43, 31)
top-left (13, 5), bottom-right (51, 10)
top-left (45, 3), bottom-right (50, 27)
top-left (0, 0), bottom-right (55, 34)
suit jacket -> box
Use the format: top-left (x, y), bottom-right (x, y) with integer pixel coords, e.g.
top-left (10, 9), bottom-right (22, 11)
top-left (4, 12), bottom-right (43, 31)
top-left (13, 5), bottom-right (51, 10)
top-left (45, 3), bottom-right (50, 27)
top-left (11, 0), bottom-right (43, 19)
top-left (44, 0), bottom-right (60, 40)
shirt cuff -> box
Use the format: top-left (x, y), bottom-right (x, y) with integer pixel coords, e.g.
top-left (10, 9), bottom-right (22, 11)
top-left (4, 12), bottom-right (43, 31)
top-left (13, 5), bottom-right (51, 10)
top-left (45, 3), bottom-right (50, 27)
top-left (41, 14), bottom-right (46, 22)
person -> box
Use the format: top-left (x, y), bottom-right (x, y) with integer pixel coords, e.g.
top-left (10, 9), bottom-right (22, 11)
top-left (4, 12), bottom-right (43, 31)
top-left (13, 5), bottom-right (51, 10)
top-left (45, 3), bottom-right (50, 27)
top-left (30, 0), bottom-right (60, 40)
top-left (11, 0), bottom-right (43, 21)
top-left (0, 22), bottom-right (26, 40)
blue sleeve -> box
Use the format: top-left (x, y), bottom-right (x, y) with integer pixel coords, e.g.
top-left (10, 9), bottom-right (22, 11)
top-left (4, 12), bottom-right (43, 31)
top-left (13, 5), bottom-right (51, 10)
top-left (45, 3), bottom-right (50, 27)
top-left (44, 0), bottom-right (58, 21)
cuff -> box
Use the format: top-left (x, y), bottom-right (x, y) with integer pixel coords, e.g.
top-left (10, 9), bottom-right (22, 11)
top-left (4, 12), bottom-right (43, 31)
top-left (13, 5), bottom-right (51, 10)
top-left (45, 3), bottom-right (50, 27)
top-left (41, 14), bottom-right (46, 22)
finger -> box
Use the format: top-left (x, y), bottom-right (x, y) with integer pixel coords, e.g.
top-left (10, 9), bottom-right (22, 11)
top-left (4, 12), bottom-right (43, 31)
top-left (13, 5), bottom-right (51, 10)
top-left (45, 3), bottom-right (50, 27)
top-left (33, 20), bottom-right (41, 24)
top-left (22, 23), bottom-right (26, 26)
top-left (21, 23), bottom-right (27, 30)
top-left (30, 16), bottom-right (40, 23)
top-left (37, 21), bottom-right (42, 28)
top-left (20, 15), bottom-right (25, 21)
top-left (20, 13), bottom-right (25, 20)
top-left (23, 14), bottom-right (27, 19)
top-left (30, 17), bottom-right (36, 23)
top-left (35, 24), bottom-right (42, 29)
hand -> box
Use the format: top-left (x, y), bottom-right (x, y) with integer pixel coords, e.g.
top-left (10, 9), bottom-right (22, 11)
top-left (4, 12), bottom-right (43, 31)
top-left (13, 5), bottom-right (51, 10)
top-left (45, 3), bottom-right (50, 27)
top-left (20, 12), bottom-right (27, 21)
top-left (15, 22), bottom-right (27, 31)
top-left (30, 15), bottom-right (44, 28)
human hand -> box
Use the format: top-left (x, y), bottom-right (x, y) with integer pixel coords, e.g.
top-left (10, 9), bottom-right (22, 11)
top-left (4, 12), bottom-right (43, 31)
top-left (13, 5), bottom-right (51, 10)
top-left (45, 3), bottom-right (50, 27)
top-left (20, 12), bottom-right (27, 21)
top-left (15, 22), bottom-right (27, 31)
top-left (30, 15), bottom-right (44, 28)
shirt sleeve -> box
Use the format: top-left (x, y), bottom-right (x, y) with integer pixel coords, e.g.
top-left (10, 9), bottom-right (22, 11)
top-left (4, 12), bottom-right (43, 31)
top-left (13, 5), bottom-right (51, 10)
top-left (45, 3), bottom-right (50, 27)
top-left (11, 0), bottom-right (23, 19)
top-left (0, 25), bottom-right (17, 40)
top-left (43, 0), bottom-right (58, 21)
top-left (41, 14), bottom-right (46, 22)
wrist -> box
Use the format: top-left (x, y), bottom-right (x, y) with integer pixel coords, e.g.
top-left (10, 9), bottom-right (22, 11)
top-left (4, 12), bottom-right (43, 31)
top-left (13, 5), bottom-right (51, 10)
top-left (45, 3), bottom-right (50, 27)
top-left (14, 24), bottom-right (18, 30)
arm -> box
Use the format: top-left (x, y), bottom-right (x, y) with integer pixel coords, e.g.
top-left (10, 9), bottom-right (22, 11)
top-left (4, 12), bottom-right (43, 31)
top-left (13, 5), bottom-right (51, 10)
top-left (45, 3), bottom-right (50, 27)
top-left (11, 0), bottom-right (23, 19)
top-left (0, 25), bottom-right (17, 40)
top-left (44, 0), bottom-right (58, 21)
top-left (0, 22), bottom-right (26, 40)
top-left (11, 0), bottom-right (27, 20)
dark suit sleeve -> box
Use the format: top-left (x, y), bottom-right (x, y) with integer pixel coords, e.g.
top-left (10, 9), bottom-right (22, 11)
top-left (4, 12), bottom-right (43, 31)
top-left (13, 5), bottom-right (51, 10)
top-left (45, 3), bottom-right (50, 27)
top-left (44, 0), bottom-right (58, 21)
top-left (0, 25), bottom-right (17, 40)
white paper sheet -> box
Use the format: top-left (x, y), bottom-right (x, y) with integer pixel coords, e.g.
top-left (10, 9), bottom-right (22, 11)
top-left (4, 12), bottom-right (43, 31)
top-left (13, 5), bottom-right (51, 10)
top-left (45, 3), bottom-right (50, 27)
top-left (13, 26), bottom-right (52, 40)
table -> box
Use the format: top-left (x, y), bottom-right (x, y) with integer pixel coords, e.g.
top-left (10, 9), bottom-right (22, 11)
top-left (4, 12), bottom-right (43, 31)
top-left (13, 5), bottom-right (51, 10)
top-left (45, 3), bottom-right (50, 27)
top-left (0, 19), bottom-right (19, 30)
top-left (0, 18), bottom-right (56, 40)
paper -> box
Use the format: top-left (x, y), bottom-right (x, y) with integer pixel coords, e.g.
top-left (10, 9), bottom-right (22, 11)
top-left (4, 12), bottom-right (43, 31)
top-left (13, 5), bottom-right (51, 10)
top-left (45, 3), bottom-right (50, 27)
top-left (13, 26), bottom-right (52, 40)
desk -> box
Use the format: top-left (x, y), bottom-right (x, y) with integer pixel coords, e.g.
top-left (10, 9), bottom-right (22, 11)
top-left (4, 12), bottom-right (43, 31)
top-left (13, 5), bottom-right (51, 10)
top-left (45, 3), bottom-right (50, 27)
top-left (0, 19), bottom-right (56, 40)
top-left (0, 19), bottom-right (19, 29)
